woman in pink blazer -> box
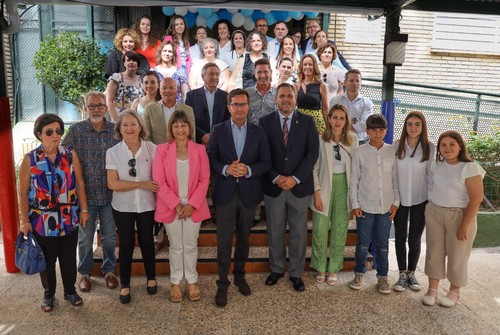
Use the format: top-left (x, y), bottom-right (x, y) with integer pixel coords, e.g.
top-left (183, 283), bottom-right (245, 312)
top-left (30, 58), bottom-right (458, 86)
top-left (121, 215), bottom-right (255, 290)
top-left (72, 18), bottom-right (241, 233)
top-left (152, 110), bottom-right (210, 303)
top-left (163, 15), bottom-right (192, 74)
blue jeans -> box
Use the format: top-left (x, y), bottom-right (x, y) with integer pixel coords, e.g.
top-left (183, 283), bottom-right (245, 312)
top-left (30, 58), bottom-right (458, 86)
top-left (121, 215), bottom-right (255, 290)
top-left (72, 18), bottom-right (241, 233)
top-left (354, 211), bottom-right (391, 277)
top-left (78, 203), bottom-right (117, 275)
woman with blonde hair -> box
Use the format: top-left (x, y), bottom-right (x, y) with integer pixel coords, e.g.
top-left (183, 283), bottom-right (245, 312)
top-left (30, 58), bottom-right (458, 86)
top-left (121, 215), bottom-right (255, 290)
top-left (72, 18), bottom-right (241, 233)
top-left (294, 54), bottom-right (328, 134)
top-left (105, 28), bottom-right (149, 79)
top-left (310, 104), bottom-right (358, 285)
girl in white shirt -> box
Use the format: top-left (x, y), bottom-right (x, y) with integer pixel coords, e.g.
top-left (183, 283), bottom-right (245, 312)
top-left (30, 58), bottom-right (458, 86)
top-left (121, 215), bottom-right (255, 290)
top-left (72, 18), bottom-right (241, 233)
top-left (393, 111), bottom-right (435, 292)
top-left (422, 130), bottom-right (485, 308)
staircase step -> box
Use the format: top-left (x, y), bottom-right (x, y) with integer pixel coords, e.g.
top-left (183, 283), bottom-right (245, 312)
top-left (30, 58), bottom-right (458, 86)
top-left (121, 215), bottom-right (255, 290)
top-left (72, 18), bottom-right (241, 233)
top-left (91, 245), bottom-right (373, 275)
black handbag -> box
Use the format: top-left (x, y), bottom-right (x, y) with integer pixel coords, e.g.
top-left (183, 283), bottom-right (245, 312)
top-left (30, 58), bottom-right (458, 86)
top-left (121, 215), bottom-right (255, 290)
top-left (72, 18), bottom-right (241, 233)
top-left (14, 231), bottom-right (47, 275)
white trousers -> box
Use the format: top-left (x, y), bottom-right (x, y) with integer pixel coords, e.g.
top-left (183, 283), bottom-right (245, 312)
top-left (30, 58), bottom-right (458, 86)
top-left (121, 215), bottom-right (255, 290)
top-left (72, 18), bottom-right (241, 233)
top-left (164, 218), bottom-right (201, 285)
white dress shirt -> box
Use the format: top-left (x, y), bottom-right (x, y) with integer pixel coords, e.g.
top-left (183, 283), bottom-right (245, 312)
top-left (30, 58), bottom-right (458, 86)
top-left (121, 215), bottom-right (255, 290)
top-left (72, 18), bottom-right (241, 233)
top-left (106, 140), bottom-right (156, 213)
top-left (350, 142), bottom-right (400, 214)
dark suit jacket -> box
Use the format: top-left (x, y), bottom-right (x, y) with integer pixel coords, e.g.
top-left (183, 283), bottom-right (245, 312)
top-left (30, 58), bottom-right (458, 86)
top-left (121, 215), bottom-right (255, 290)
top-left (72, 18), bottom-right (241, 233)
top-left (207, 120), bottom-right (271, 208)
top-left (185, 87), bottom-right (230, 144)
top-left (259, 110), bottom-right (319, 198)
top-left (300, 38), bottom-right (351, 70)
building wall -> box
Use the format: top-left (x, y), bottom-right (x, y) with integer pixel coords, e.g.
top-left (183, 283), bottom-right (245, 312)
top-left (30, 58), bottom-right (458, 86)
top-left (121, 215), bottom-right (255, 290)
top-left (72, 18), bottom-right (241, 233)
top-left (329, 10), bottom-right (500, 92)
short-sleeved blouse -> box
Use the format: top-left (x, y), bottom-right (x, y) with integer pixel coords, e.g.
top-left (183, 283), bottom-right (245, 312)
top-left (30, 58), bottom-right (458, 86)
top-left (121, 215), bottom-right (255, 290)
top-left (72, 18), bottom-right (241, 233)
top-left (109, 73), bottom-right (144, 112)
top-left (429, 160), bottom-right (486, 208)
top-left (323, 68), bottom-right (344, 101)
top-left (28, 145), bottom-right (80, 237)
top-left (151, 66), bottom-right (187, 103)
top-left (106, 140), bottom-right (157, 213)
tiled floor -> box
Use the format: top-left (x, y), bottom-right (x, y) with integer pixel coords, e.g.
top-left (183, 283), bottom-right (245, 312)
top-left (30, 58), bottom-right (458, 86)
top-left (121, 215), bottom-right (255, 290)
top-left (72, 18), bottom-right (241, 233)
top-left (1, 233), bottom-right (499, 335)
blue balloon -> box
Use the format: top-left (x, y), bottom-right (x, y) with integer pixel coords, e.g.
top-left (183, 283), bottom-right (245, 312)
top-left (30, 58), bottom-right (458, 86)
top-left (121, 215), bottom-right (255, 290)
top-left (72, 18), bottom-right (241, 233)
top-left (289, 11), bottom-right (302, 20)
top-left (162, 7), bottom-right (175, 16)
top-left (272, 11), bottom-right (288, 22)
top-left (199, 8), bottom-right (213, 18)
top-left (218, 9), bottom-right (232, 21)
top-left (264, 13), bottom-right (275, 26)
top-left (184, 12), bottom-right (197, 28)
top-left (252, 10), bottom-right (265, 21)
top-left (240, 9), bottom-right (254, 17)
top-left (207, 13), bottom-right (219, 29)
top-left (304, 12), bottom-right (319, 18)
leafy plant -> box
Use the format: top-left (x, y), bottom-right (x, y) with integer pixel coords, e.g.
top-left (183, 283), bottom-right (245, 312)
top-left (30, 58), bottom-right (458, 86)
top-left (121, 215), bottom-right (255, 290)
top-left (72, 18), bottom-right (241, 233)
top-left (467, 132), bottom-right (500, 166)
top-left (33, 32), bottom-right (107, 111)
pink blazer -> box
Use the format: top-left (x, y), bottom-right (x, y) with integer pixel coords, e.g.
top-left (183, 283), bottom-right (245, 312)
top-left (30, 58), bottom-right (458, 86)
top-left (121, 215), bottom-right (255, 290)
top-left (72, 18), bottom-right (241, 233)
top-left (163, 35), bottom-right (192, 74)
top-left (152, 140), bottom-right (210, 223)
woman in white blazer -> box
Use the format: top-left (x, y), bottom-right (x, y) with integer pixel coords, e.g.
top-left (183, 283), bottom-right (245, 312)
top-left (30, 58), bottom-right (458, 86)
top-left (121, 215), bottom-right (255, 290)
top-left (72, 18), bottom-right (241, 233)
top-left (310, 104), bottom-right (358, 285)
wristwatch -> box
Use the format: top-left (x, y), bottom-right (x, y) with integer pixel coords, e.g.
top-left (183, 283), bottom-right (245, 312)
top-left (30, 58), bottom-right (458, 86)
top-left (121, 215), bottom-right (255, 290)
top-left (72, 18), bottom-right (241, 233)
top-left (81, 209), bottom-right (89, 213)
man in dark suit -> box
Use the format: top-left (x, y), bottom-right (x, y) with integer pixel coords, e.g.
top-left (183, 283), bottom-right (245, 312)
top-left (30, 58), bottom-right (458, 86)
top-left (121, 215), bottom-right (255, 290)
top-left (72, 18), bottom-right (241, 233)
top-left (301, 19), bottom-right (351, 70)
top-left (208, 89), bottom-right (271, 307)
top-left (259, 83), bottom-right (319, 292)
top-left (185, 62), bottom-right (230, 147)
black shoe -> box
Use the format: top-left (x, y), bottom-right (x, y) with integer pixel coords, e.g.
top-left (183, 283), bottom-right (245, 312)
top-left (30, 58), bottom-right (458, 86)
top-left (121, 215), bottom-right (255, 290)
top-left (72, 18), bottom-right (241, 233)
top-left (234, 278), bottom-right (251, 296)
top-left (146, 279), bottom-right (157, 295)
top-left (215, 287), bottom-right (228, 307)
top-left (289, 277), bottom-right (305, 292)
top-left (64, 293), bottom-right (83, 306)
top-left (265, 272), bottom-right (284, 286)
top-left (119, 287), bottom-right (131, 304)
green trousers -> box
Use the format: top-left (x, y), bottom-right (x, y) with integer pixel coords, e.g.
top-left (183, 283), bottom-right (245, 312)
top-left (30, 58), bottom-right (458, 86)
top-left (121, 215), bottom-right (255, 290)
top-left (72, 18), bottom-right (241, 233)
top-left (310, 173), bottom-right (349, 274)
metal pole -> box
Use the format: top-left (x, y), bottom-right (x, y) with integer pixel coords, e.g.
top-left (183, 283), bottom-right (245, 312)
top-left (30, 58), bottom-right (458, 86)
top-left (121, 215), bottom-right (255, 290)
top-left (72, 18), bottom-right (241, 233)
top-left (473, 94), bottom-right (481, 134)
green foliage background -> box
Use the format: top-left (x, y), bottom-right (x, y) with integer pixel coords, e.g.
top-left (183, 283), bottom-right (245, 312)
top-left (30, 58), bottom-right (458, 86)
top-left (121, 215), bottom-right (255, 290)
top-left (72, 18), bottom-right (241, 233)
top-left (33, 32), bottom-right (107, 111)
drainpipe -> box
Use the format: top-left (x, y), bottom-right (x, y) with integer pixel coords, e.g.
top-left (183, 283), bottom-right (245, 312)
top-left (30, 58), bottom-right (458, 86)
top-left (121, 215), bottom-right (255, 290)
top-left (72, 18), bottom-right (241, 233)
top-left (1, 2), bottom-right (21, 34)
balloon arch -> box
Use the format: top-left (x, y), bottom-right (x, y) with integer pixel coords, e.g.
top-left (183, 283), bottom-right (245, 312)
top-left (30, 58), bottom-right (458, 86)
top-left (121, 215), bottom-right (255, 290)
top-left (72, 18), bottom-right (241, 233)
top-left (161, 7), bottom-right (319, 29)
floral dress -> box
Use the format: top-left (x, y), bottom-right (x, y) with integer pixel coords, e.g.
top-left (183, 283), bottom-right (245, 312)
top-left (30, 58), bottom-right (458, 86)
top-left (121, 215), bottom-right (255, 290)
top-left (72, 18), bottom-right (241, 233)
top-left (109, 73), bottom-right (144, 113)
top-left (28, 145), bottom-right (80, 237)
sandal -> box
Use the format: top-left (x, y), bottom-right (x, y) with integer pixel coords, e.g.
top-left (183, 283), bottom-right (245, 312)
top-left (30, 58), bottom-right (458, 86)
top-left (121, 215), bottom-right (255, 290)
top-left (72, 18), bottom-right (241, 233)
top-left (315, 273), bottom-right (326, 284)
top-left (170, 284), bottom-right (183, 303)
top-left (326, 273), bottom-right (338, 286)
top-left (41, 297), bottom-right (54, 312)
top-left (64, 293), bottom-right (83, 306)
top-left (187, 283), bottom-right (201, 301)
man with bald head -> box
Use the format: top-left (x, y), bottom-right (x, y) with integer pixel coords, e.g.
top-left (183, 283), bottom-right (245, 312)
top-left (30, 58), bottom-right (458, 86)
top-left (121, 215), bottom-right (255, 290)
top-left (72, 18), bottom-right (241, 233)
top-left (143, 77), bottom-right (195, 146)
top-left (143, 77), bottom-right (195, 252)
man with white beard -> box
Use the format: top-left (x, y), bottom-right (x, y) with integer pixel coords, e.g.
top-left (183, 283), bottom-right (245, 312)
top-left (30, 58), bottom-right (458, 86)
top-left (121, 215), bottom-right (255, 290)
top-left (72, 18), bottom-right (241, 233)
top-left (62, 91), bottom-right (119, 292)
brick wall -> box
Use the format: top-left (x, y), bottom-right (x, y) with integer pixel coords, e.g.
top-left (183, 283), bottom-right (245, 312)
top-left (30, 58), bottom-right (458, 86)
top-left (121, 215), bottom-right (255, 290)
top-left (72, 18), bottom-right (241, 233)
top-left (329, 10), bottom-right (500, 92)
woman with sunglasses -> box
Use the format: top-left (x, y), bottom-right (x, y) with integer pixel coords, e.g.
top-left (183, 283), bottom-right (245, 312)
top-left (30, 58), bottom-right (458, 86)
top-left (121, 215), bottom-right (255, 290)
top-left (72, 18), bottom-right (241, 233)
top-left (316, 43), bottom-right (344, 102)
top-left (310, 104), bottom-right (358, 285)
top-left (18, 113), bottom-right (89, 312)
top-left (106, 109), bottom-right (158, 304)
top-left (152, 110), bottom-right (210, 302)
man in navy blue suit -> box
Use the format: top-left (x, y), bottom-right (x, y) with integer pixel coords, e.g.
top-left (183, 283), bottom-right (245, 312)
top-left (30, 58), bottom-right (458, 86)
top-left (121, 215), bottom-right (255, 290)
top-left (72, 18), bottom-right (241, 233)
top-left (185, 62), bottom-right (230, 147)
top-left (208, 89), bottom-right (271, 307)
top-left (259, 83), bottom-right (319, 292)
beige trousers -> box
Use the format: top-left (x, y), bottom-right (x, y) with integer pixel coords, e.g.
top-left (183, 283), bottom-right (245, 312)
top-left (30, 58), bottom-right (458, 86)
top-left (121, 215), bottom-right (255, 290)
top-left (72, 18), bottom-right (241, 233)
top-left (424, 201), bottom-right (477, 287)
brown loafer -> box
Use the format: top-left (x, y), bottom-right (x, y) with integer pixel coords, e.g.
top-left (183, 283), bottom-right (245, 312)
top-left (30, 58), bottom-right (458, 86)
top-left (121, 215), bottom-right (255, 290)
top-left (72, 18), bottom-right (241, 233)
top-left (79, 275), bottom-right (91, 292)
top-left (104, 272), bottom-right (118, 289)
top-left (187, 283), bottom-right (201, 301)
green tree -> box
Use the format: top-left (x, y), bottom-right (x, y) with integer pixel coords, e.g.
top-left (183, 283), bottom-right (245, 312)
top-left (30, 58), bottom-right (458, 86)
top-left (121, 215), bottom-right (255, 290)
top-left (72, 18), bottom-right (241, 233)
top-left (33, 32), bottom-right (107, 112)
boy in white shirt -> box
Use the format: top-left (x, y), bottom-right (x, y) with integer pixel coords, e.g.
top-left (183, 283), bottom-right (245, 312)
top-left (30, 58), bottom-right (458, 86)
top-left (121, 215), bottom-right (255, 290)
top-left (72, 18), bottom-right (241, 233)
top-left (349, 114), bottom-right (399, 294)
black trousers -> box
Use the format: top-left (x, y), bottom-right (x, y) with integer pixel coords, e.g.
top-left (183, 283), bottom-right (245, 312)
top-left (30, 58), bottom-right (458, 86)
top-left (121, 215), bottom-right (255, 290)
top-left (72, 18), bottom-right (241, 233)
top-left (34, 230), bottom-right (78, 299)
top-left (112, 209), bottom-right (156, 287)
top-left (216, 188), bottom-right (254, 288)
top-left (393, 201), bottom-right (427, 271)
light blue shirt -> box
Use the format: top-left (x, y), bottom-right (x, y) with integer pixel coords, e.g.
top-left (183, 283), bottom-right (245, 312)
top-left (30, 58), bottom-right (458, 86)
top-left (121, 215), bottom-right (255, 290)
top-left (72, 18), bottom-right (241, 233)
top-left (203, 86), bottom-right (217, 129)
top-left (222, 120), bottom-right (252, 178)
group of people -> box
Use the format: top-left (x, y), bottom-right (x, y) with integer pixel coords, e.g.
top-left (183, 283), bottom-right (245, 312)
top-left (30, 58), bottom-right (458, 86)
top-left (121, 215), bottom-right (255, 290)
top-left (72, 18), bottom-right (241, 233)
top-left (18, 15), bottom-right (485, 313)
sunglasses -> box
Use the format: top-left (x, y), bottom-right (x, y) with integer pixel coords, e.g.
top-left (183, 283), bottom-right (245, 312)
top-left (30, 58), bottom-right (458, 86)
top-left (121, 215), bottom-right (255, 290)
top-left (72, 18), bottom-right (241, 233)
top-left (128, 158), bottom-right (136, 177)
top-left (333, 144), bottom-right (341, 161)
top-left (43, 128), bottom-right (64, 137)
top-left (322, 73), bottom-right (328, 83)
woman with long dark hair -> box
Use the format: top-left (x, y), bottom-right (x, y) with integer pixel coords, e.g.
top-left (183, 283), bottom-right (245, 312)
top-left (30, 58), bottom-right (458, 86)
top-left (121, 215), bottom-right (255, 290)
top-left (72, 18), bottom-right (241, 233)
top-left (163, 15), bottom-right (191, 74)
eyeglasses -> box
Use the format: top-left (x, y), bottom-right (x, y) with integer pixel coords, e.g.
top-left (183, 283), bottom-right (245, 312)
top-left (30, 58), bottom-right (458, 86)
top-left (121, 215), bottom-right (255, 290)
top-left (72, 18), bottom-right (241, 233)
top-left (87, 103), bottom-right (106, 110)
top-left (322, 73), bottom-right (328, 83)
top-left (128, 158), bottom-right (136, 177)
top-left (256, 24), bottom-right (268, 28)
top-left (308, 25), bottom-right (320, 30)
top-left (333, 144), bottom-right (341, 161)
top-left (43, 128), bottom-right (64, 137)
top-left (229, 103), bottom-right (248, 108)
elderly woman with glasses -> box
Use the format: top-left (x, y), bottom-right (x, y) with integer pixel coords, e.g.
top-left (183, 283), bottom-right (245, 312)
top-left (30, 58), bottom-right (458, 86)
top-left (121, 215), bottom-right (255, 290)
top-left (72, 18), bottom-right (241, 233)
top-left (18, 113), bottom-right (89, 312)
top-left (106, 109), bottom-right (158, 304)
top-left (310, 104), bottom-right (358, 285)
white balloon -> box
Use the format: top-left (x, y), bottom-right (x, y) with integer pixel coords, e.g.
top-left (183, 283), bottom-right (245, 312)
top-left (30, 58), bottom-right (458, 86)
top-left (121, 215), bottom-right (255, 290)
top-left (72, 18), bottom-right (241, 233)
top-left (188, 8), bottom-right (198, 13)
top-left (297, 13), bottom-right (304, 20)
top-left (261, 9), bottom-right (271, 14)
top-left (285, 16), bottom-right (292, 22)
top-left (175, 7), bottom-right (188, 16)
top-left (243, 17), bottom-right (255, 31)
top-left (227, 8), bottom-right (239, 14)
top-left (231, 13), bottom-right (245, 27)
top-left (196, 15), bottom-right (207, 27)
